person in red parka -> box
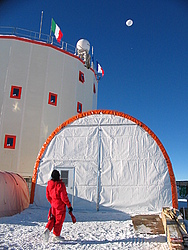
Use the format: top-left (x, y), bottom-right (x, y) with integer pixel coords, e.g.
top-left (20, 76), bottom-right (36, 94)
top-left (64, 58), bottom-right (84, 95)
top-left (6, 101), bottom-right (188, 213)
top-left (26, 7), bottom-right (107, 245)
top-left (42, 169), bottom-right (73, 242)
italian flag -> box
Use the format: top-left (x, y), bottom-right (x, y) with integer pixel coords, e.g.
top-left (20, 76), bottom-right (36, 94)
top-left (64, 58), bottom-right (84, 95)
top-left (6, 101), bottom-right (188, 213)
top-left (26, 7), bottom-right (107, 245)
top-left (51, 18), bottom-right (63, 43)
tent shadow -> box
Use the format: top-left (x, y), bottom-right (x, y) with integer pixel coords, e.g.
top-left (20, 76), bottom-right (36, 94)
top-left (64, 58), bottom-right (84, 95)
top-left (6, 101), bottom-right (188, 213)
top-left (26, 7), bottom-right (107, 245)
top-left (65, 195), bottom-right (131, 222)
top-left (0, 196), bottom-right (130, 226)
top-left (33, 184), bottom-right (131, 222)
top-left (0, 205), bottom-right (48, 225)
top-left (0, 202), bottom-right (130, 226)
top-left (65, 209), bottom-right (130, 223)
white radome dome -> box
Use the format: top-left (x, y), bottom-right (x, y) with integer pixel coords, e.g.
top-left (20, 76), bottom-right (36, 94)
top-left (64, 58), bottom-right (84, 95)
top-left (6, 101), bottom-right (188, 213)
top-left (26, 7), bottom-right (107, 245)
top-left (76, 39), bottom-right (90, 53)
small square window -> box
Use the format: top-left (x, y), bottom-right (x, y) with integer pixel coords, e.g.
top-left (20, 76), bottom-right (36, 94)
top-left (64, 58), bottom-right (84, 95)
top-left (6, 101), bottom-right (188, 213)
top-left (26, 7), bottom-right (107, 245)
top-left (48, 92), bottom-right (57, 106)
top-left (4, 135), bottom-right (16, 149)
top-left (77, 102), bottom-right (82, 113)
top-left (10, 86), bottom-right (22, 99)
top-left (79, 71), bottom-right (85, 83)
top-left (60, 170), bottom-right (69, 187)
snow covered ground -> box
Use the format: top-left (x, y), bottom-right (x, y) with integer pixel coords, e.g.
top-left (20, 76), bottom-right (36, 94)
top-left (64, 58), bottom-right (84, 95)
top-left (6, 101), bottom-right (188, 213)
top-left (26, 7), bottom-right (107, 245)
top-left (0, 204), bottom-right (172, 250)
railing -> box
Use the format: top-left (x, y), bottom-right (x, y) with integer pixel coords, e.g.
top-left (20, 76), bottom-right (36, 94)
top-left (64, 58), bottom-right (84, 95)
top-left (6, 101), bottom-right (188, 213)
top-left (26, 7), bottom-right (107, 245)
top-left (0, 26), bottom-right (98, 76)
top-left (0, 26), bottom-right (77, 54)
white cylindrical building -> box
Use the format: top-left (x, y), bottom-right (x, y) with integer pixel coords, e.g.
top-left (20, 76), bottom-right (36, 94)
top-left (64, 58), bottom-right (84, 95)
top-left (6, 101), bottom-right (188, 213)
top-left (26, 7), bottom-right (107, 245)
top-left (0, 35), bottom-right (98, 179)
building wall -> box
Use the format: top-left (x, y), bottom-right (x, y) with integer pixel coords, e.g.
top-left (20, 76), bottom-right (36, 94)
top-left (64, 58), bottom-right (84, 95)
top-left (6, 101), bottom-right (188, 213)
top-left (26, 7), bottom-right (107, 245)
top-left (0, 36), bottom-right (98, 178)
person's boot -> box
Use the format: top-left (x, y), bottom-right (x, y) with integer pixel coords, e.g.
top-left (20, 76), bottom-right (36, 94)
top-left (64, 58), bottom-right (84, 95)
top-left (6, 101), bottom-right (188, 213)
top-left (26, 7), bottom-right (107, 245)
top-left (42, 228), bottom-right (50, 242)
top-left (52, 235), bottom-right (65, 242)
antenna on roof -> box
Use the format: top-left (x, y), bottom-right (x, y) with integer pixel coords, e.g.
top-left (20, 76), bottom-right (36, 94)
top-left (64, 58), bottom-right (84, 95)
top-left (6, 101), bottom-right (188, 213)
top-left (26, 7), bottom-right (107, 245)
top-left (39, 11), bottom-right (43, 40)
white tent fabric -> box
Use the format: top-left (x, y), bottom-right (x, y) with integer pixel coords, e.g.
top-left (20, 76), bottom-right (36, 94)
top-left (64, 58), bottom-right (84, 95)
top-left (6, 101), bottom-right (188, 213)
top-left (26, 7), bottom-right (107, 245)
top-left (0, 172), bottom-right (30, 217)
top-left (33, 111), bottom-right (177, 214)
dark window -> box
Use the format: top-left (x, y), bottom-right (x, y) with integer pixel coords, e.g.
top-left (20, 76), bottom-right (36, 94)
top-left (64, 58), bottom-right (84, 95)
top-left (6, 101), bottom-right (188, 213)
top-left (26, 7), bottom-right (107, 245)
top-left (77, 102), bottom-right (82, 113)
top-left (79, 71), bottom-right (85, 83)
top-left (48, 92), bottom-right (57, 106)
top-left (7, 137), bottom-right (13, 146)
top-left (61, 170), bottom-right (68, 187)
top-left (93, 83), bottom-right (96, 94)
top-left (4, 135), bottom-right (16, 149)
top-left (10, 86), bottom-right (22, 99)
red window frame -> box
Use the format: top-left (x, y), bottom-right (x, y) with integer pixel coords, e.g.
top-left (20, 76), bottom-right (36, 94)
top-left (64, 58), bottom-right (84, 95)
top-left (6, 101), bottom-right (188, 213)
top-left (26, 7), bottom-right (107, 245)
top-left (77, 102), bottom-right (82, 113)
top-left (10, 86), bottom-right (22, 99)
top-left (48, 92), bottom-right (57, 106)
top-left (79, 71), bottom-right (85, 83)
top-left (4, 135), bottom-right (16, 149)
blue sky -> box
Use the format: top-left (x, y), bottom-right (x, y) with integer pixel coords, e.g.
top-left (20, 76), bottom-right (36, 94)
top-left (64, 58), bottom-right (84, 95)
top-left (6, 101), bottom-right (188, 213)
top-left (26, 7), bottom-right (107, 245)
top-left (0, 0), bottom-right (188, 181)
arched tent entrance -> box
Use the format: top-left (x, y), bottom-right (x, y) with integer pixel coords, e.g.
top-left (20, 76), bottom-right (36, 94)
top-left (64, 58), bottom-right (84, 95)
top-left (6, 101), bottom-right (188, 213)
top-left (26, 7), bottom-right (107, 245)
top-left (0, 171), bottom-right (30, 217)
top-left (31, 110), bottom-right (178, 213)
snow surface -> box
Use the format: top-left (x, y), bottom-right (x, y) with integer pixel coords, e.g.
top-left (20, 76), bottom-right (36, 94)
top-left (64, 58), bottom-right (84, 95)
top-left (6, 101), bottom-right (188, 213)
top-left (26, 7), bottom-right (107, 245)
top-left (0, 205), bottom-right (170, 250)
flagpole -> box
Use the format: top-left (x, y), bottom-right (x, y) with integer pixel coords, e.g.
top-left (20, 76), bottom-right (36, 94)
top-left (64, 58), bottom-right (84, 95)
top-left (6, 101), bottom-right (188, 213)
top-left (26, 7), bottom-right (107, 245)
top-left (39, 11), bottom-right (43, 40)
top-left (91, 46), bottom-right (94, 69)
top-left (50, 18), bottom-right (52, 43)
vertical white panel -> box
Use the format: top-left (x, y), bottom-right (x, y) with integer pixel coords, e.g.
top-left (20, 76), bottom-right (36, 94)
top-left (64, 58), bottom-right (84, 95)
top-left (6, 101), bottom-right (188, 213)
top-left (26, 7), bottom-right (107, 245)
top-left (0, 38), bottom-right (97, 177)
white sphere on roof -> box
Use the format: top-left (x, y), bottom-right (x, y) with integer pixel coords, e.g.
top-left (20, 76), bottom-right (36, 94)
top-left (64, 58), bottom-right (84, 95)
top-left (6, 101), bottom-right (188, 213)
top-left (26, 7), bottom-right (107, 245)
top-left (76, 39), bottom-right (90, 53)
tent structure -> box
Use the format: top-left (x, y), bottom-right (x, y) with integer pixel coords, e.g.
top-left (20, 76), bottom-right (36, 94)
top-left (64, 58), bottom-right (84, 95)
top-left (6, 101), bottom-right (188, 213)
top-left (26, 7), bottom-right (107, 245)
top-left (30, 110), bottom-right (178, 213)
top-left (0, 171), bottom-right (30, 217)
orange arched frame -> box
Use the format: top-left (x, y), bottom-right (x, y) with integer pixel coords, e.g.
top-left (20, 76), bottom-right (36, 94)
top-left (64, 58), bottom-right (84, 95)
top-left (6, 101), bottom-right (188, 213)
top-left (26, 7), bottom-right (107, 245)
top-left (30, 110), bottom-right (178, 208)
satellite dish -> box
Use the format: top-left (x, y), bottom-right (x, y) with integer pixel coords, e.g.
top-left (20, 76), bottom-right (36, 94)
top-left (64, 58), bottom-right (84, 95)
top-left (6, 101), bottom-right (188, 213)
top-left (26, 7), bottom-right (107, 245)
top-left (126, 19), bottom-right (133, 27)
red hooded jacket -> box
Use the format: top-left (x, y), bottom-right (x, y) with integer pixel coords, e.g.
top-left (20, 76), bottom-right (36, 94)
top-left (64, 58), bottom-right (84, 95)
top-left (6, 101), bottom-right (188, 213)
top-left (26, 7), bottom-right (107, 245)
top-left (46, 179), bottom-right (71, 211)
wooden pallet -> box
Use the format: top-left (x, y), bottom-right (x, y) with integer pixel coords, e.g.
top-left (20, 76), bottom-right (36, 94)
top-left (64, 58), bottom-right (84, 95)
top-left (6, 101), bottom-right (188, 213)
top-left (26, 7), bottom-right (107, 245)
top-left (131, 214), bottom-right (165, 234)
top-left (161, 207), bottom-right (188, 250)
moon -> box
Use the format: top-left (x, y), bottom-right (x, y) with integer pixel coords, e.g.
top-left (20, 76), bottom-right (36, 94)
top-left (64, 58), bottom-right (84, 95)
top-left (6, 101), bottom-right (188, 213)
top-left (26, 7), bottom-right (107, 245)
top-left (126, 19), bottom-right (133, 27)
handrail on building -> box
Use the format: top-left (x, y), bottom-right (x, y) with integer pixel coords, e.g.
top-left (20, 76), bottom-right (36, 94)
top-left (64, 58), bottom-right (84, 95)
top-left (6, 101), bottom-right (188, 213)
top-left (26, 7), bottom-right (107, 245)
top-left (0, 26), bottom-right (98, 74)
top-left (0, 26), bottom-right (77, 55)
